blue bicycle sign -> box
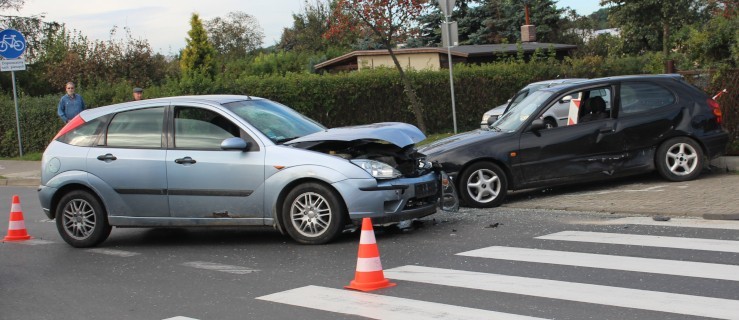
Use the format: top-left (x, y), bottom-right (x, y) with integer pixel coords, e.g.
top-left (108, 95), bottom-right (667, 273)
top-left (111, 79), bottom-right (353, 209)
top-left (0, 29), bottom-right (26, 59)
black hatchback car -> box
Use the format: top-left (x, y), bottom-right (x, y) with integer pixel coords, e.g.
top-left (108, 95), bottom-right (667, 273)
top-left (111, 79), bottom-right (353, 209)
top-left (420, 74), bottom-right (729, 208)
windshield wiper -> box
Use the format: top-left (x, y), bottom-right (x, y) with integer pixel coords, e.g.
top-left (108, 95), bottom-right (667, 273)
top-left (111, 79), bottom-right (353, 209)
top-left (489, 126), bottom-right (502, 132)
top-left (274, 136), bottom-right (301, 144)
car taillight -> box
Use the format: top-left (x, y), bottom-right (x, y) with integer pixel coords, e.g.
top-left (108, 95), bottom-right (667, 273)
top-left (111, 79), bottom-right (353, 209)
top-left (707, 98), bottom-right (722, 125)
top-left (53, 115), bottom-right (86, 140)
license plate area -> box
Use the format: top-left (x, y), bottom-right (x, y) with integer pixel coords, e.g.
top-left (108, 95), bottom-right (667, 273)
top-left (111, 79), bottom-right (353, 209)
top-left (414, 181), bottom-right (438, 198)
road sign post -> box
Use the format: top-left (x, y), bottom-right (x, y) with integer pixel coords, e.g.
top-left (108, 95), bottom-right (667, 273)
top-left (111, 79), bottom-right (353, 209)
top-left (439, 0), bottom-right (458, 133)
top-left (0, 29), bottom-right (27, 157)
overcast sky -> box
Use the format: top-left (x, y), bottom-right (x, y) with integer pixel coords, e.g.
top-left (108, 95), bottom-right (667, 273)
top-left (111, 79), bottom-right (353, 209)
top-left (14, 0), bottom-right (603, 55)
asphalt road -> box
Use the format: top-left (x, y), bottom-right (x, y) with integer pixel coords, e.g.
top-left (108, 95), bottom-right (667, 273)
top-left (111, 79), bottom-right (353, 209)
top-left (2, 186), bottom-right (739, 320)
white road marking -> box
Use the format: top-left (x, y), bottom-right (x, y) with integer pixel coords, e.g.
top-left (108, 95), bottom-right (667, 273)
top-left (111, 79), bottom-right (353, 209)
top-left (182, 261), bottom-right (258, 275)
top-left (162, 317), bottom-right (199, 320)
top-left (537, 231), bottom-right (739, 253)
top-left (597, 217), bottom-right (739, 230)
top-left (257, 285), bottom-right (548, 320)
top-left (86, 248), bottom-right (140, 257)
top-left (385, 266), bottom-right (739, 320)
top-left (458, 246), bottom-right (739, 281)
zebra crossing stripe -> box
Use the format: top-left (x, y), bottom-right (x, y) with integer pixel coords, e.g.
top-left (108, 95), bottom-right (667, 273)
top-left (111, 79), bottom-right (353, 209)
top-left (537, 231), bottom-right (739, 253)
top-left (182, 261), bottom-right (258, 275)
top-left (257, 285), bottom-right (549, 320)
top-left (384, 266), bottom-right (739, 319)
top-left (600, 217), bottom-right (739, 230)
top-left (86, 248), bottom-right (140, 257)
top-left (458, 246), bottom-right (739, 281)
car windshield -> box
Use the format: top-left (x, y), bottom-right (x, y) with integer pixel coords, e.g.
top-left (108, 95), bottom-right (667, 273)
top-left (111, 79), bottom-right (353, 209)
top-left (224, 99), bottom-right (326, 144)
top-left (493, 90), bottom-right (553, 132)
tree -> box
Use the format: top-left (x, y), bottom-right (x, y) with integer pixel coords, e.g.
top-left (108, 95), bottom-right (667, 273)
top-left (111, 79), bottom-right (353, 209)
top-left (677, 0), bottom-right (738, 67)
top-left (601, 0), bottom-right (701, 56)
top-left (205, 11), bottom-right (263, 58)
top-left (279, 0), bottom-right (344, 52)
top-left (326, 0), bottom-right (429, 133)
top-left (466, 0), bottom-right (568, 44)
top-left (180, 13), bottom-right (216, 76)
top-left (415, 0), bottom-right (481, 46)
top-left (0, 0), bottom-right (25, 11)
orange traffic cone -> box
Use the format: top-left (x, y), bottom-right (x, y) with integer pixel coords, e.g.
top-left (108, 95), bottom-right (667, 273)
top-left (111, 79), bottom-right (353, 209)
top-left (345, 218), bottom-right (396, 292)
top-left (4, 195), bottom-right (31, 241)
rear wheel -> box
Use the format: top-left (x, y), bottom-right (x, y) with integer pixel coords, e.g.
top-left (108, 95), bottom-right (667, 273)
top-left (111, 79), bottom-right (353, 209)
top-left (55, 190), bottom-right (111, 248)
top-left (282, 183), bottom-right (346, 244)
top-left (459, 162), bottom-right (508, 208)
top-left (655, 137), bottom-right (704, 182)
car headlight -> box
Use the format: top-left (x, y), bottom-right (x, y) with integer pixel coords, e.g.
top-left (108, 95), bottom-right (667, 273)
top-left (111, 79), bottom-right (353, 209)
top-left (351, 159), bottom-right (402, 179)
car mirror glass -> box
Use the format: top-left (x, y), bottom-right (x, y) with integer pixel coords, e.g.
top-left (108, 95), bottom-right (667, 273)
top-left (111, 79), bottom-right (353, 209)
top-left (221, 137), bottom-right (249, 151)
top-left (487, 116), bottom-right (497, 126)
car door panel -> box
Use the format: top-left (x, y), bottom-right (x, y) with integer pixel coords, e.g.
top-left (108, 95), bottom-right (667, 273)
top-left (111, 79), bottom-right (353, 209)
top-left (517, 118), bottom-right (626, 183)
top-left (166, 149), bottom-right (265, 219)
top-left (165, 105), bottom-right (266, 220)
top-left (86, 106), bottom-right (169, 217)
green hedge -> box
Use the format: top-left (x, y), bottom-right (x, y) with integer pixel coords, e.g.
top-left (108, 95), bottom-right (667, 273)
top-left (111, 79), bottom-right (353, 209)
top-left (2, 56), bottom-right (720, 158)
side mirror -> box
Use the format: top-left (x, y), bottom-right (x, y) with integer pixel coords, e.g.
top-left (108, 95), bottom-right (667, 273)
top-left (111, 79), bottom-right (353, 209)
top-left (221, 137), bottom-right (249, 151)
top-left (486, 115), bottom-right (498, 126)
top-left (559, 95), bottom-right (573, 104)
top-left (529, 119), bottom-right (546, 132)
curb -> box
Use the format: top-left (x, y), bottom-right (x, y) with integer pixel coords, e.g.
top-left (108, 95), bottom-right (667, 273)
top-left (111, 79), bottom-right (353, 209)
top-left (703, 213), bottom-right (739, 220)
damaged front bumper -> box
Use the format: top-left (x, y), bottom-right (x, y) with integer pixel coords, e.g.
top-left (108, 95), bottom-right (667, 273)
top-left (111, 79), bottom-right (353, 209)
top-left (336, 167), bottom-right (459, 225)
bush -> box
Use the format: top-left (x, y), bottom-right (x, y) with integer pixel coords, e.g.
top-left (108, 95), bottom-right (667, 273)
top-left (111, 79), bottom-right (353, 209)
top-left (4, 57), bottom-right (736, 157)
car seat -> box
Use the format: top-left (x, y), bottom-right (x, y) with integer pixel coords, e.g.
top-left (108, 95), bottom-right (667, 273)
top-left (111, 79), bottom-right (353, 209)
top-left (580, 96), bottom-right (607, 122)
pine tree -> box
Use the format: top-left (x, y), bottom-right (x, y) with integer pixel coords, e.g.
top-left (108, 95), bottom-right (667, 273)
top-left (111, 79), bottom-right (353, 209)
top-left (180, 13), bottom-right (216, 76)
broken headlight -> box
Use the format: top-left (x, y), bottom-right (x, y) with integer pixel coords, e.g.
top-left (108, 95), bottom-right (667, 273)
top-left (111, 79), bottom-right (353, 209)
top-left (351, 159), bottom-right (402, 179)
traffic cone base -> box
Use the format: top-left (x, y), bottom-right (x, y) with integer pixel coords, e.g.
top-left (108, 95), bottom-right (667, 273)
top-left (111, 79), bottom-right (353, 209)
top-left (4, 195), bottom-right (31, 241)
top-left (345, 218), bottom-right (395, 292)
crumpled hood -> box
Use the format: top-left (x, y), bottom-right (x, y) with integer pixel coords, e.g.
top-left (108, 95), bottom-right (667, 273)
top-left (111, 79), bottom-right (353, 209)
top-left (286, 122), bottom-right (425, 148)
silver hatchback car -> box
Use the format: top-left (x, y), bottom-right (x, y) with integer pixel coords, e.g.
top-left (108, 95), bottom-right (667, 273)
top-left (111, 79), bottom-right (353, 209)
top-left (39, 95), bottom-right (450, 247)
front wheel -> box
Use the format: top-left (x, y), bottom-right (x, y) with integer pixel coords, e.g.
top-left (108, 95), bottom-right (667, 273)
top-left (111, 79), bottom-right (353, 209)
top-left (655, 137), bottom-right (704, 182)
top-left (55, 190), bottom-right (112, 248)
top-left (459, 162), bottom-right (508, 208)
top-left (282, 182), bottom-right (346, 244)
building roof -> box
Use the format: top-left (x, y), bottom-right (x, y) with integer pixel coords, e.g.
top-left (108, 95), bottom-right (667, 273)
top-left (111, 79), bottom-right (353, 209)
top-left (315, 43), bottom-right (578, 70)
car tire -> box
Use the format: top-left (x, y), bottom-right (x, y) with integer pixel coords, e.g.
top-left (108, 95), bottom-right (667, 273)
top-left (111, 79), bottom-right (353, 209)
top-left (459, 162), bottom-right (508, 208)
top-left (55, 190), bottom-right (112, 248)
top-left (282, 182), bottom-right (346, 245)
top-left (655, 137), bottom-right (704, 182)
top-left (543, 118), bottom-right (557, 129)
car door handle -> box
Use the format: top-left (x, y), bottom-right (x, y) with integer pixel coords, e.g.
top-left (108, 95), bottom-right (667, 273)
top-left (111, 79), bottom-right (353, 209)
top-left (599, 128), bottom-right (615, 134)
top-left (174, 157), bottom-right (197, 164)
top-left (96, 153), bottom-right (117, 161)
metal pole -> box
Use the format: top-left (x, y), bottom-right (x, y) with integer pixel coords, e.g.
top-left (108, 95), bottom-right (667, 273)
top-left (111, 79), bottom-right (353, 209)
top-left (12, 70), bottom-right (23, 157)
top-left (445, 16), bottom-right (458, 134)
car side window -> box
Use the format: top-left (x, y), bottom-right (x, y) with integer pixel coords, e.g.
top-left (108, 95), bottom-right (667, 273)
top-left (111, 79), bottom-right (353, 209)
top-left (174, 106), bottom-right (240, 149)
top-left (619, 82), bottom-right (675, 115)
top-left (57, 117), bottom-right (107, 147)
top-left (538, 87), bottom-right (612, 128)
top-left (106, 107), bottom-right (165, 148)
